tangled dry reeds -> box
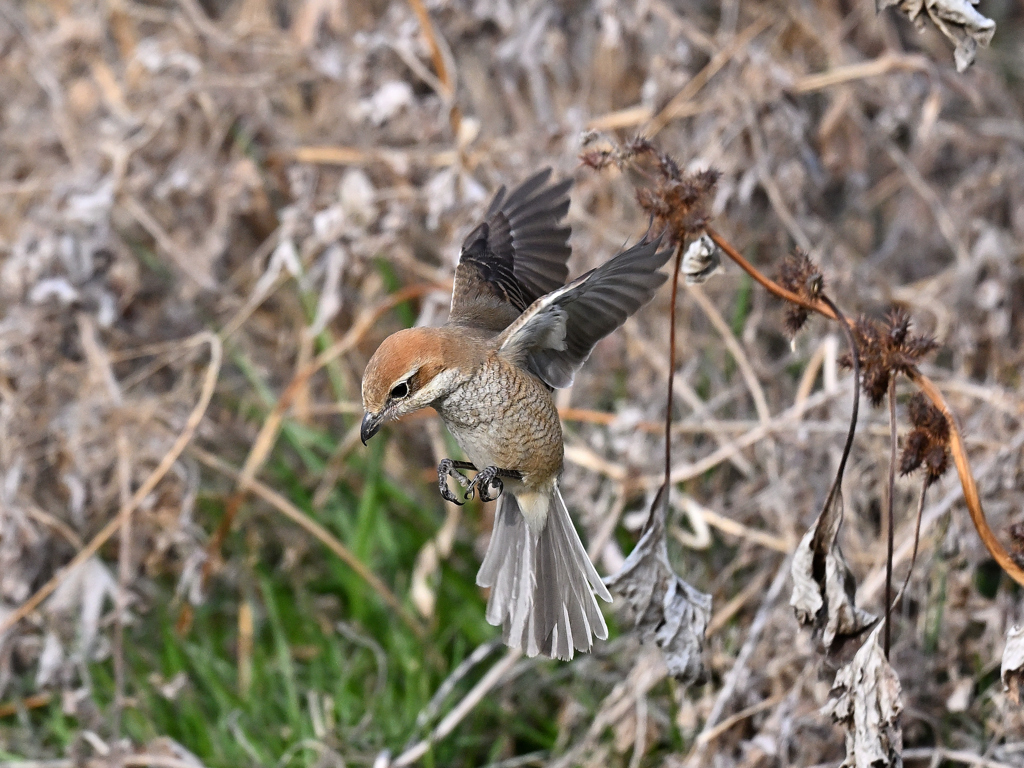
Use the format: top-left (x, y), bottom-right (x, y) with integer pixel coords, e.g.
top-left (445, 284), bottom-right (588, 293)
top-left (1, 0), bottom-right (1024, 766)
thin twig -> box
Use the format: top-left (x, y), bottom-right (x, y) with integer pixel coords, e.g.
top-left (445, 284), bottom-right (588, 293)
top-left (390, 649), bottom-right (522, 767)
top-left (885, 376), bottom-right (897, 659)
top-left (686, 556), bottom-right (789, 767)
top-left (859, 430), bottom-right (1024, 602)
top-left (891, 479), bottom-right (929, 610)
top-left (666, 243), bottom-right (685, 488)
top-left (809, 295), bottom-right (859, 513)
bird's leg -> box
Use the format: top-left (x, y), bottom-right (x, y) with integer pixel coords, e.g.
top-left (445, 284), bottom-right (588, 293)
top-left (437, 459), bottom-right (477, 505)
top-left (466, 466), bottom-right (524, 503)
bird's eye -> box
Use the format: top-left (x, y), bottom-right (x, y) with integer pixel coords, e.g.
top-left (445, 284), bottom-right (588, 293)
top-left (390, 381), bottom-right (410, 399)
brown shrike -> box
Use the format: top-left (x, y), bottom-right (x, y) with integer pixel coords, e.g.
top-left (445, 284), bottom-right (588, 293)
top-left (360, 169), bottom-right (671, 659)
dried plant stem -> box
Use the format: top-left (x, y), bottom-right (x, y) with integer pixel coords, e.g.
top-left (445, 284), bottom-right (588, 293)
top-left (705, 227), bottom-right (837, 320)
top-left (686, 284), bottom-right (771, 424)
top-left (666, 243), bottom-right (685, 489)
top-left (390, 648), bottom-right (522, 767)
top-left (891, 479), bottom-right (929, 610)
top-left (707, 225), bottom-right (1024, 588)
top-left (817, 295), bottom-right (860, 505)
top-left (406, 0), bottom-right (453, 100)
top-left (885, 376), bottom-right (897, 659)
top-left (0, 332), bottom-right (222, 638)
top-left (909, 371), bottom-right (1024, 587)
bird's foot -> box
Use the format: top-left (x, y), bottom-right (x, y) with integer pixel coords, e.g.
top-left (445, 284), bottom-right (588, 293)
top-left (466, 465), bottom-right (503, 502)
top-left (466, 466), bottom-right (523, 502)
top-left (437, 459), bottom-right (476, 505)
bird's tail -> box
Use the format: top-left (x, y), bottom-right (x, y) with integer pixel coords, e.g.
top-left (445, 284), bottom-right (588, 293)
top-left (476, 486), bottom-right (611, 660)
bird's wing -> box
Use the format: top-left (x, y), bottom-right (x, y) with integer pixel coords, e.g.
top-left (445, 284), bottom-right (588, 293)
top-left (496, 238), bottom-right (672, 389)
top-left (449, 168), bottom-right (573, 332)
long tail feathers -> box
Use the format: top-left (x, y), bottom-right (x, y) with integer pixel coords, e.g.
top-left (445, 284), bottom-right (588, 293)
top-left (476, 486), bottom-right (610, 660)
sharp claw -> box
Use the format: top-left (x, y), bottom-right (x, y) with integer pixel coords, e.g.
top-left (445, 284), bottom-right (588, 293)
top-left (438, 460), bottom-right (511, 504)
top-left (466, 466), bottom-right (505, 502)
top-left (437, 459), bottom-right (466, 506)
top-left (479, 477), bottom-right (503, 502)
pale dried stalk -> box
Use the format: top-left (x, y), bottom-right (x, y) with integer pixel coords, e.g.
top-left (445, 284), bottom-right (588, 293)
top-left (390, 649), bottom-right (522, 767)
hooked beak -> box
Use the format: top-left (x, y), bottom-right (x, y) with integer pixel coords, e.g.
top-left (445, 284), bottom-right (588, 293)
top-left (361, 411), bottom-right (383, 445)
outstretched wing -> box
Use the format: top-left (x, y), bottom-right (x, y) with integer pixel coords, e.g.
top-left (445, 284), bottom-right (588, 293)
top-left (496, 238), bottom-right (672, 389)
top-left (450, 169), bottom-right (573, 332)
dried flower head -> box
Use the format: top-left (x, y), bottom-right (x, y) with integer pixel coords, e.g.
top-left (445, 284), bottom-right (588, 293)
top-left (840, 308), bottom-right (938, 406)
top-left (580, 137), bottom-right (719, 245)
top-left (1009, 523), bottom-right (1024, 568)
top-left (899, 392), bottom-right (951, 485)
top-left (777, 250), bottom-right (823, 334)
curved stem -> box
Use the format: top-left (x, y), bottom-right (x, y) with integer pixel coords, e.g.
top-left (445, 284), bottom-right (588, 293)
top-left (909, 370), bottom-right (1024, 588)
top-left (819, 295), bottom-right (860, 493)
top-left (705, 227), bottom-right (837, 321)
top-left (707, 224), bottom-right (1024, 589)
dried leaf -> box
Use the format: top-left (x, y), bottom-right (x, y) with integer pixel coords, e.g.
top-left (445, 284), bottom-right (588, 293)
top-left (1000, 624), bottom-right (1024, 705)
top-left (824, 624), bottom-right (904, 768)
top-left (877, 0), bottom-right (995, 71)
top-left (604, 485), bottom-right (711, 683)
top-left (790, 488), bottom-right (876, 650)
top-left (682, 234), bottom-right (722, 285)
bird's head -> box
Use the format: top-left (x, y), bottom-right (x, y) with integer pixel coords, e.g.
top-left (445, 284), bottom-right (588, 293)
top-left (360, 327), bottom-right (458, 444)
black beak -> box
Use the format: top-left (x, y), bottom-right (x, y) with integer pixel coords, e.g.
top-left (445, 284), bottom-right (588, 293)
top-left (361, 411), bottom-right (382, 445)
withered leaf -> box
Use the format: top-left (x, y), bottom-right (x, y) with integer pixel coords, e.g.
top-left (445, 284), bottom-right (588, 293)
top-left (790, 488), bottom-right (876, 650)
top-left (1000, 624), bottom-right (1024, 705)
top-left (604, 485), bottom-right (712, 684)
top-left (682, 234), bottom-right (722, 285)
top-left (877, 0), bottom-right (995, 72)
top-left (823, 624), bottom-right (904, 768)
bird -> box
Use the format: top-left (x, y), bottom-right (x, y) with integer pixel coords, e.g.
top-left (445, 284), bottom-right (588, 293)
top-left (360, 168), bottom-right (672, 660)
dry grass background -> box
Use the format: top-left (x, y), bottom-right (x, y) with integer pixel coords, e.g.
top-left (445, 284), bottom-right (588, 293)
top-left (1, 0), bottom-right (1024, 766)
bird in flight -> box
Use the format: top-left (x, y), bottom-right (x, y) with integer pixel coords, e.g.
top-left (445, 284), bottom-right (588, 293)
top-left (360, 169), bottom-right (671, 659)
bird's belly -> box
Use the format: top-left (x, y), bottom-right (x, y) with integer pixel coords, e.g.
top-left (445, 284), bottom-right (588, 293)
top-left (435, 367), bottom-right (563, 486)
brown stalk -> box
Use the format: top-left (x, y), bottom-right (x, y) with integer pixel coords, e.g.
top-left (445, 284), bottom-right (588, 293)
top-left (406, 0), bottom-right (453, 99)
top-left (885, 376), bottom-right (896, 659)
top-left (909, 371), bottom-right (1024, 587)
top-left (705, 227), bottom-right (837, 321)
top-left (666, 242), bottom-right (685, 489)
top-left (707, 225), bottom-right (1024, 589)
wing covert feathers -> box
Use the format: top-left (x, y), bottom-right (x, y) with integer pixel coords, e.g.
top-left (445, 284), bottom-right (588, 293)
top-left (476, 487), bottom-right (610, 660)
top-left (499, 236), bottom-right (672, 388)
top-left (451, 169), bottom-right (573, 330)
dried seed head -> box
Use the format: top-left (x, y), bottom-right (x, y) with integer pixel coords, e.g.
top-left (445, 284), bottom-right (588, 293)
top-left (840, 309), bottom-right (938, 407)
top-left (777, 250), bottom-right (823, 335)
top-left (580, 137), bottom-right (720, 244)
top-left (899, 393), bottom-right (951, 486)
